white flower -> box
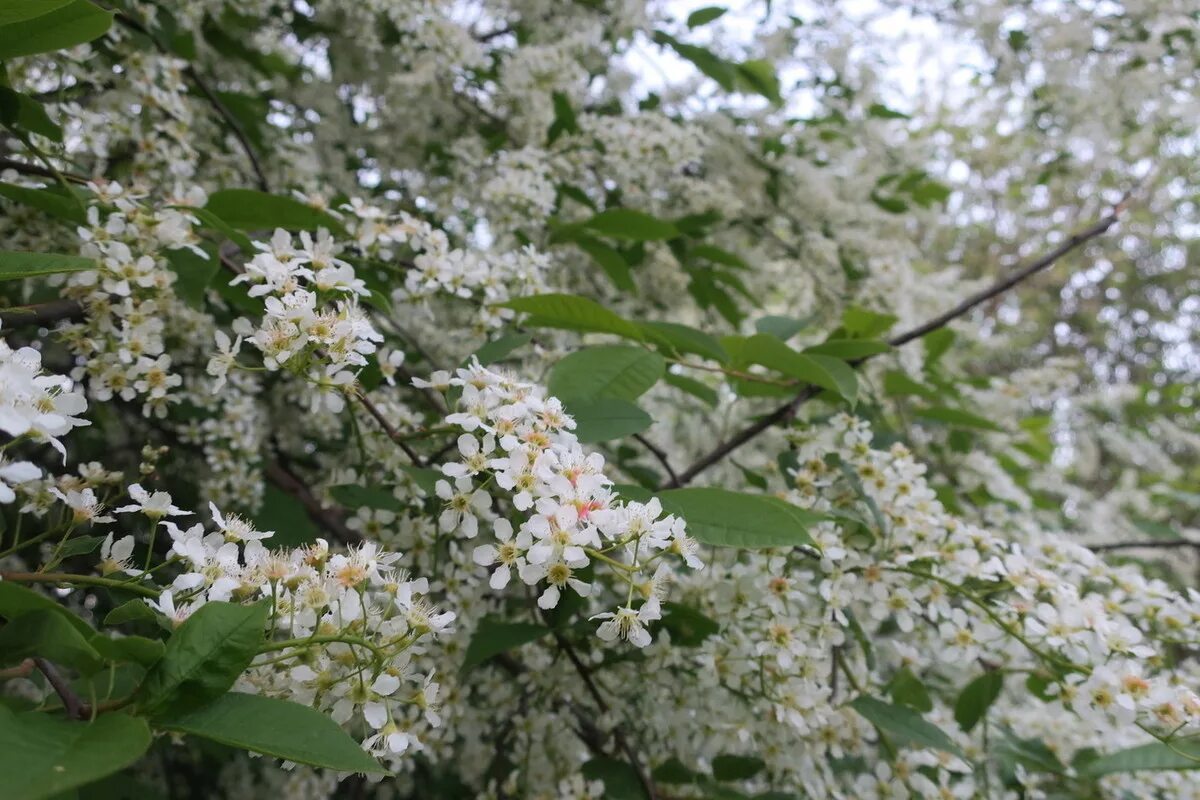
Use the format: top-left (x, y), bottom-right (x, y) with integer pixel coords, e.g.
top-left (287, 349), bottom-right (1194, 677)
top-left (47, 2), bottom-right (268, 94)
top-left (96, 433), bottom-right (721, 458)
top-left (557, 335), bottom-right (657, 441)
top-left (0, 459), bottom-right (39, 504)
top-left (435, 477), bottom-right (490, 537)
top-left (115, 483), bottom-right (190, 519)
top-left (98, 533), bottom-right (139, 575)
top-left (592, 603), bottom-right (660, 648)
top-left (209, 502), bottom-right (273, 542)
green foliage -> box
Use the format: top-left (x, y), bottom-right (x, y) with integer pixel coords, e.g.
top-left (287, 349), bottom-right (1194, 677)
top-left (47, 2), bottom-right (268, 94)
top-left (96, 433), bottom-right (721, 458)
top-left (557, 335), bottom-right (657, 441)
top-left (461, 618), bottom-right (550, 672)
top-left (136, 600), bottom-right (269, 717)
top-left (0, 707), bottom-right (151, 800)
top-left (657, 488), bottom-right (821, 548)
top-left (0, 0), bottom-right (112, 59)
top-left (547, 346), bottom-right (664, 402)
top-left (501, 293), bottom-right (645, 340)
top-left (156, 692), bottom-right (387, 774)
top-left (204, 189), bottom-right (343, 233)
top-left (850, 695), bottom-right (964, 757)
top-left (954, 671), bottom-right (1003, 732)
top-left (0, 250), bottom-right (93, 281)
top-left (564, 397), bottom-right (653, 442)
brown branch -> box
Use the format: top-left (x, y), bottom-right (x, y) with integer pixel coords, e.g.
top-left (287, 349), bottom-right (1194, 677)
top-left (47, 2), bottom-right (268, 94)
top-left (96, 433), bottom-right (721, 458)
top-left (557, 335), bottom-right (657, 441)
top-left (34, 658), bottom-right (88, 720)
top-left (1091, 540), bottom-right (1200, 552)
top-left (0, 658), bottom-right (35, 681)
top-left (633, 433), bottom-right (679, 486)
top-left (0, 158), bottom-right (89, 185)
top-left (0, 299), bottom-right (84, 329)
top-left (663, 201), bottom-right (1131, 489)
top-left (355, 392), bottom-right (425, 465)
top-left (264, 460), bottom-right (360, 543)
top-left (547, 629), bottom-right (659, 800)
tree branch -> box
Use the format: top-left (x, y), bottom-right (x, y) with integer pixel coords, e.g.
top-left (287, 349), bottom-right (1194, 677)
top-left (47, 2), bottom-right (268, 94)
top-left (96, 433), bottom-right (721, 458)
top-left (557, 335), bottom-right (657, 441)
top-left (633, 433), bottom-right (679, 486)
top-left (263, 460), bottom-right (360, 543)
top-left (663, 200), bottom-right (1133, 489)
top-left (1090, 540), bottom-right (1200, 552)
top-left (0, 299), bottom-right (85, 329)
top-left (0, 158), bottom-right (89, 185)
top-left (34, 658), bottom-right (88, 720)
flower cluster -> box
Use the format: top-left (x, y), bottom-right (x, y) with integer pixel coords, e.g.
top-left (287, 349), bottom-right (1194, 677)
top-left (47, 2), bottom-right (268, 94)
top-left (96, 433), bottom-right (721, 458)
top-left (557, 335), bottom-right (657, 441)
top-left (216, 228), bottom-right (381, 413)
top-left (422, 359), bottom-right (702, 647)
top-left (109, 487), bottom-right (455, 767)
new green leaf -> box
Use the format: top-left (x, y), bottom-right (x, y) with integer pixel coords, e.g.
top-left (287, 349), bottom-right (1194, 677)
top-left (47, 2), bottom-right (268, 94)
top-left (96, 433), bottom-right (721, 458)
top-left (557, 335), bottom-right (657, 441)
top-left (0, 251), bottom-right (93, 281)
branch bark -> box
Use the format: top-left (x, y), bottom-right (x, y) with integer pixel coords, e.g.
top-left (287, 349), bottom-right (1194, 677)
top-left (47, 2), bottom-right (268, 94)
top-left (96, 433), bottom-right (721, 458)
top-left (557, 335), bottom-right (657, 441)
top-left (0, 299), bottom-right (84, 329)
top-left (663, 201), bottom-right (1131, 490)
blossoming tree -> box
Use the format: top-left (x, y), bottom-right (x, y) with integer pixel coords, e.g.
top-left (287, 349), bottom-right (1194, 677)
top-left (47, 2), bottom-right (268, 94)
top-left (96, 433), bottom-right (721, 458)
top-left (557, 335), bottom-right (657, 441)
top-left (0, 1), bottom-right (1197, 798)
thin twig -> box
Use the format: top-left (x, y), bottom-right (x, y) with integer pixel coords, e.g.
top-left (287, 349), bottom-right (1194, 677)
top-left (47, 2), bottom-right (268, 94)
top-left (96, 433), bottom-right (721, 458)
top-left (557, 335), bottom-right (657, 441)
top-left (355, 392), bottom-right (425, 465)
top-left (633, 433), bottom-right (679, 486)
top-left (663, 199), bottom-right (1134, 489)
top-left (1090, 540), bottom-right (1200, 552)
top-left (0, 158), bottom-right (89, 185)
top-left (34, 658), bottom-right (88, 720)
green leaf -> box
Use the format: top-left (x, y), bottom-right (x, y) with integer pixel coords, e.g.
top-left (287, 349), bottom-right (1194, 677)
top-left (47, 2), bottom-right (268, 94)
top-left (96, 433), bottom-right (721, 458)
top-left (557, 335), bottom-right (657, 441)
top-left (639, 321), bottom-right (727, 362)
top-left (0, 182), bottom-right (86, 224)
top-left (461, 618), bottom-right (550, 673)
top-left (0, 583), bottom-right (93, 637)
top-left (0, 707), bottom-right (151, 800)
top-left (204, 189), bottom-right (343, 233)
top-left (56, 534), bottom-right (104, 558)
top-left (1078, 738), bottom-right (1200, 778)
top-left (582, 208), bottom-right (679, 241)
top-left (686, 6), bottom-right (727, 27)
top-left (501, 293), bottom-right (644, 341)
top-left (734, 59), bottom-right (783, 105)
top-left (754, 315), bottom-right (809, 341)
top-left (712, 754), bottom-right (765, 781)
top-left (662, 373), bottom-right (717, 407)
top-left (548, 346), bottom-right (664, 402)
top-left (251, 485), bottom-right (318, 548)
top-left (954, 671), bottom-right (1003, 732)
top-left (576, 237), bottom-right (634, 291)
top-left (582, 757), bottom-right (649, 800)
top-left (89, 635), bottom-right (164, 669)
top-left (804, 339), bottom-right (891, 359)
top-left (563, 397), bottom-right (652, 443)
top-left (0, 251), bottom-right (93, 281)
top-left (914, 406), bottom-right (1003, 432)
top-left (471, 332), bottom-right (532, 365)
top-left (0, 0), bottom-right (73, 25)
top-left (179, 205), bottom-right (254, 253)
top-left (868, 103), bottom-right (910, 120)
top-left (923, 328), bottom-right (955, 365)
top-left (883, 370), bottom-right (935, 399)
top-left (726, 334), bottom-right (857, 405)
top-left (165, 248), bottom-right (220, 309)
top-left (156, 691), bottom-right (387, 774)
top-left (547, 91), bottom-right (578, 145)
top-left (842, 306), bottom-right (898, 338)
top-left (103, 600), bottom-right (157, 627)
top-left (0, 1), bottom-right (113, 59)
top-left (655, 602), bottom-right (719, 647)
top-left (689, 244), bottom-right (747, 270)
top-left (136, 600), bottom-right (269, 717)
top-left (850, 695), bottom-right (963, 757)
top-left (329, 484), bottom-right (405, 513)
top-left (887, 667), bottom-right (933, 713)
top-left (657, 488), bottom-right (821, 549)
top-left (0, 88), bottom-right (62, 141)
top-left (653, 32), bottom-right (737, 91)
top-left (0, 610), bottom-right (103, 674)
